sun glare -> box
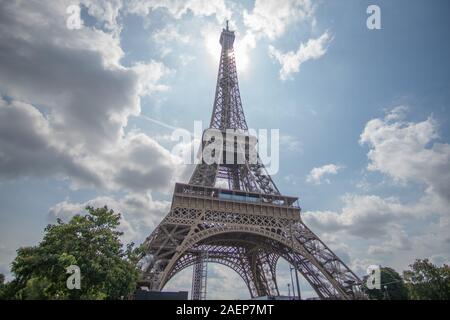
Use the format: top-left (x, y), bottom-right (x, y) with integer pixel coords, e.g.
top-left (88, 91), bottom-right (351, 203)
top-left (204, 32), bottom-right (249, 73)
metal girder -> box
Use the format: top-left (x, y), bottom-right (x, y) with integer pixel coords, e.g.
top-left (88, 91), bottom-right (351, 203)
top-left (209, 27), bottom-right (247, 131)
top-left (139, 198), bottom-right (363, 299)
top-left (249, 249), bottom-right (280, 297)
top-left (188, 24), bottom-right (279, 195)
top-left (191, 252), bottom-right (208, 300)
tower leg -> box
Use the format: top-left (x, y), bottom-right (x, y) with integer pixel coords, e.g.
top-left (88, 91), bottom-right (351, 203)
top-left (192, 252), bottom-right (208, 300)
top-left (248, 249), bottom-right (279, 297)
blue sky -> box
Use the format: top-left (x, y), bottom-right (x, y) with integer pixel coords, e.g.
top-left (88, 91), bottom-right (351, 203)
top-left (0, 0), bottom-right (449, 299)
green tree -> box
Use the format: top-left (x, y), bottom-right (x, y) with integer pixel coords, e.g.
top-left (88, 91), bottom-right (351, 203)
top-left (5, 206), bottom-right (141, 300)
top-left (363, 267), bottom-right (409, 300)
top-left (403, 259), bottom-right (450, 300)
top-left (0, 273), bottom-right (5, 299)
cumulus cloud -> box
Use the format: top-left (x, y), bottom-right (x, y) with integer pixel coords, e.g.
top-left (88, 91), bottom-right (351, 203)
top-left (0, 0), bottom-right (187, 192)
top-left (367, 224), bottom-right (413, 255)
top-left (269, 31), bottom-right (332, 80)
top-left (0, 0), bottom-right (172, 149)
top-left (303, 194), bottom-right (410, 238)
top-left (0, 1), bottom-right (125, 142)
top-left (132, 61), bottom-right (172, 96)
top-left (152, 24), bottom-right (190, 44)
top-left (0, 97), bottom-right (183, 192)
top-left (151, 24), bottom-right (191, 58)
top-left (0, 98), bottom-right (103, 186)
top-left (243, 0), bottom-right (315, 40)
top-left (126, 0), bottom-right (232, 23)
top-left (303, 108), bottom-right (450, 271)
top-left (238, 0), bottom-right (320, 78)
top-left (306, 163), bottom-right (342, 185)
top-left (360, 106), bottom-right (450, 203)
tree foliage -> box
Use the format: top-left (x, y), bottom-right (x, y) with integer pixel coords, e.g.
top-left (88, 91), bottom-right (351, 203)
top-left (2, 206), bottom-right (141, 300)
top-left (0, 273), bottom-right (5, 299)
top-left (403, 259), bottom-right (450, 300)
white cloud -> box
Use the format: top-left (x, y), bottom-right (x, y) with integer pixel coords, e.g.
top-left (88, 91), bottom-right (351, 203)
top-left (151, 24), bottom-right (191, 58)
top-left (368, 224), bottom-right (412, 255)
top-left (239, 0), bottom-right (319, 76)
top-left (384, 105), bottom-right (409, 121)
top-left (152, 25), bottom-right (190, 44)
top-left (126, 0), bottom-right (232, 23)
top-left (306, 163), bottom-right (342, 185)
top-left (0, 1), bottom-right (133, 147)
top-left (302, 108), bottom-right (450, 272)
top-left (0, 1), bottom-right (189, 193)
top-left (269, 31), bottom-right (332, 80)
top-left (360, 107), bottom-right (450, 203)
top-left (303, 194), bottom-right (408, 238)
top-left (243, 0), bottom-right (315, 40)
top-left (0, 98), bottom-right (102, 186)
top-left (132, 61), bottom-right (172, 95)
top-left (0, 94), bottom-right (181, 194)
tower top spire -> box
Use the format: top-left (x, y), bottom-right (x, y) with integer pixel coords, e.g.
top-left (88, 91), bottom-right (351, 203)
top-left (220, 21), bottom-right (235, 49)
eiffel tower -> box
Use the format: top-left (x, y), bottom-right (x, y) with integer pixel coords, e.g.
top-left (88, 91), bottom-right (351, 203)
top-left (139, 22), bottom-right (362, 300)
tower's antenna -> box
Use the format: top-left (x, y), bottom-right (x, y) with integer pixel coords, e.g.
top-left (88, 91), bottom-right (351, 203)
top-left (226, 20), bottom-right (229, 31)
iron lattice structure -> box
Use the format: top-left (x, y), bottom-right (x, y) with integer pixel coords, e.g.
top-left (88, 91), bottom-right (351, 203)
top-left (139, 24), bottom-right (363, 300)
